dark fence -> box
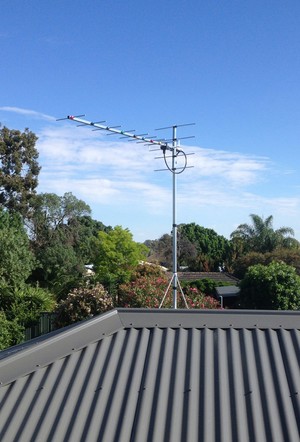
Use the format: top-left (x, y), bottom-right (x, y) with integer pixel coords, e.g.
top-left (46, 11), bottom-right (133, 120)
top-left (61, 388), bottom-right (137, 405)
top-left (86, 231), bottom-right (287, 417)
top-left (24, 312), bottom-right (57, 341)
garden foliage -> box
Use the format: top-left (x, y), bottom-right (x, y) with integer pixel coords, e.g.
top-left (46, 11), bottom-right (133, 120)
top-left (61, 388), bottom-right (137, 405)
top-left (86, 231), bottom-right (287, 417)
top-left (0, 285), bottom-right (55, 349)
top-left (240, 261), bottom-right (300, 310)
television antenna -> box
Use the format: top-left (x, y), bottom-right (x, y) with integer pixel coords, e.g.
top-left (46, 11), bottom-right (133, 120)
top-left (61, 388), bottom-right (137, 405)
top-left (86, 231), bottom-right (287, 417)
top-left (57, 114), bottom-right (195, 309)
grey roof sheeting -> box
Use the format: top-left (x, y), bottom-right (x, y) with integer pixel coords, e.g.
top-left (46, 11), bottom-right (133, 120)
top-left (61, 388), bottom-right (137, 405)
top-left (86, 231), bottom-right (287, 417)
top-left (0, 308), bottom-right (300, 442)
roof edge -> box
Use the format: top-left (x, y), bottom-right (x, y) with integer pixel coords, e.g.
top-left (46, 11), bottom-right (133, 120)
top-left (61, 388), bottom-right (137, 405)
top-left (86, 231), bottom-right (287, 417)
top-left (1, 308), bottom-right (299, 386)
top-left (0, 309), bottom-right (123, 386)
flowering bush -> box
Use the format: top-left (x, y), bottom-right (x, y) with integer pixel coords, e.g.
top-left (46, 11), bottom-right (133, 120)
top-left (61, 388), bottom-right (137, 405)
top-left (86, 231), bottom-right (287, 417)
top-left (118, 265), bottom-right (220, 309)
top-left (183, 287), bottom-right (221, 309)
top-left (54, 283), bottom-right (114, 328)
top-left (119, 274), bottom-right (169, 308)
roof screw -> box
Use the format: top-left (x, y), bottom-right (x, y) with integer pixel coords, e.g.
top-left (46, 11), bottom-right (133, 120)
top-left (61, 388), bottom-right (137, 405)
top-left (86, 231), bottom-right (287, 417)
top-left (244, 390), bottom-right (252, 396)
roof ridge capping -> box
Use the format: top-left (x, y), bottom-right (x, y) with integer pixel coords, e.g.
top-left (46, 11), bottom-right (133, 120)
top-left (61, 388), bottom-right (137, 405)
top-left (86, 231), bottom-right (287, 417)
top-left (118, 308), bottom-right (300, 329)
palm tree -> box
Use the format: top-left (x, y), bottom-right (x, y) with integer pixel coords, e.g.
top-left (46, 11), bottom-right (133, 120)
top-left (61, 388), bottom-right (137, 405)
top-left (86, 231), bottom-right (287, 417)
top-left (230, 214), bottom-right (297, 253)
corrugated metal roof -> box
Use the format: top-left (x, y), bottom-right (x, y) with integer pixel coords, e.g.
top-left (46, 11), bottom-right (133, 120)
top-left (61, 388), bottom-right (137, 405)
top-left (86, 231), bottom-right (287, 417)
top-left (0, 309), bottom-right (300, 442)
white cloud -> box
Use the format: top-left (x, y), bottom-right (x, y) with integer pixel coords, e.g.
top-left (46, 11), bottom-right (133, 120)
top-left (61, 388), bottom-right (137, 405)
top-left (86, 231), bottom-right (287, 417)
top-left (36, 124), bottom-right (294, 220)
top-left (38, 126), bottom-right (271, 187)
top-left (2, 107), bottom-right (298, 240)
top-left (189, 146), bottom-right (269, 186)
top-left (0, 106), bottom-right (55, 122)
top-left (38, 125), bottom-right (153, 173)
top-left (37, 125), bottom-right (170, 209)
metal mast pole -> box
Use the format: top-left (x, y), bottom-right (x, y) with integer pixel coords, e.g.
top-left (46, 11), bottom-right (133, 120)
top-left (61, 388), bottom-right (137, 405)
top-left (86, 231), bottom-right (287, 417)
top-left (172, 126), bottom-right (178, 309)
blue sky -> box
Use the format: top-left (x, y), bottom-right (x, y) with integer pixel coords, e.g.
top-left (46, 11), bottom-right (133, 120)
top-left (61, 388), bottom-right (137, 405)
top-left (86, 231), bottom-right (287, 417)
top-left (1, 1), bottom-right (300, 242)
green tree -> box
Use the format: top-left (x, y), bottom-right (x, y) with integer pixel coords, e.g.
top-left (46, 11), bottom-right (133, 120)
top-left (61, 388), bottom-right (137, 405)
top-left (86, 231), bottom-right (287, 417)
top-left (0, 209), bottom-right (35, 290)
top-left (28, 192), bottom-right (93, 295)
top-left (28, 192), bottom-right (91, 247)
top-left (230, 214), bottom-right (298, 254)
top-left (0, 208), bottom-right (56, 349)
top-left (239, 261), bottom-right (300, 310)
top-left (179, 223), bottom-right (230, 271)
top-left (71, 215), bottom-right (112, 265)
top-left (94, 226), bottom-right (148, 288)
top-left (0, 126), bottom-right (40, 217)
top-left (233, 248), bottom-right (300, 279)
top-left (178, 230), bottom-right (198, 268)
top-left (145, 233), bottom-right (173, 268)
top-left (31, 239), bottom-right (81, 297)
top-left (232, 251), bottom-right (267, 279)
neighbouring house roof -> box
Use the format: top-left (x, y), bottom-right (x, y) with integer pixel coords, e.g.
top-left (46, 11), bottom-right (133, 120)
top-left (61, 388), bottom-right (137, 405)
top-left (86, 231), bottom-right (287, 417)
top-left (0, 308), bottom-right (300, 442)
top-left (215, 285), bottom-right (241, 298)
top-left (177, 271), bottom-right (240, 284)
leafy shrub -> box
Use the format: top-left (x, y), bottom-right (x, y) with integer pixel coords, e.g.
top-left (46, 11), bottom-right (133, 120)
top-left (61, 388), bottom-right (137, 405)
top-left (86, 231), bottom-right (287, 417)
top-left (54, 283), bottom-right (114, 328)
top-left (10, 286), bottom-right (56, 328)
top-left (240, 261), bottom-right (300, 310)
top-left (0, 312), bottom-right (24, 350)
top-left (0, 285), bottom-right (55, 329)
